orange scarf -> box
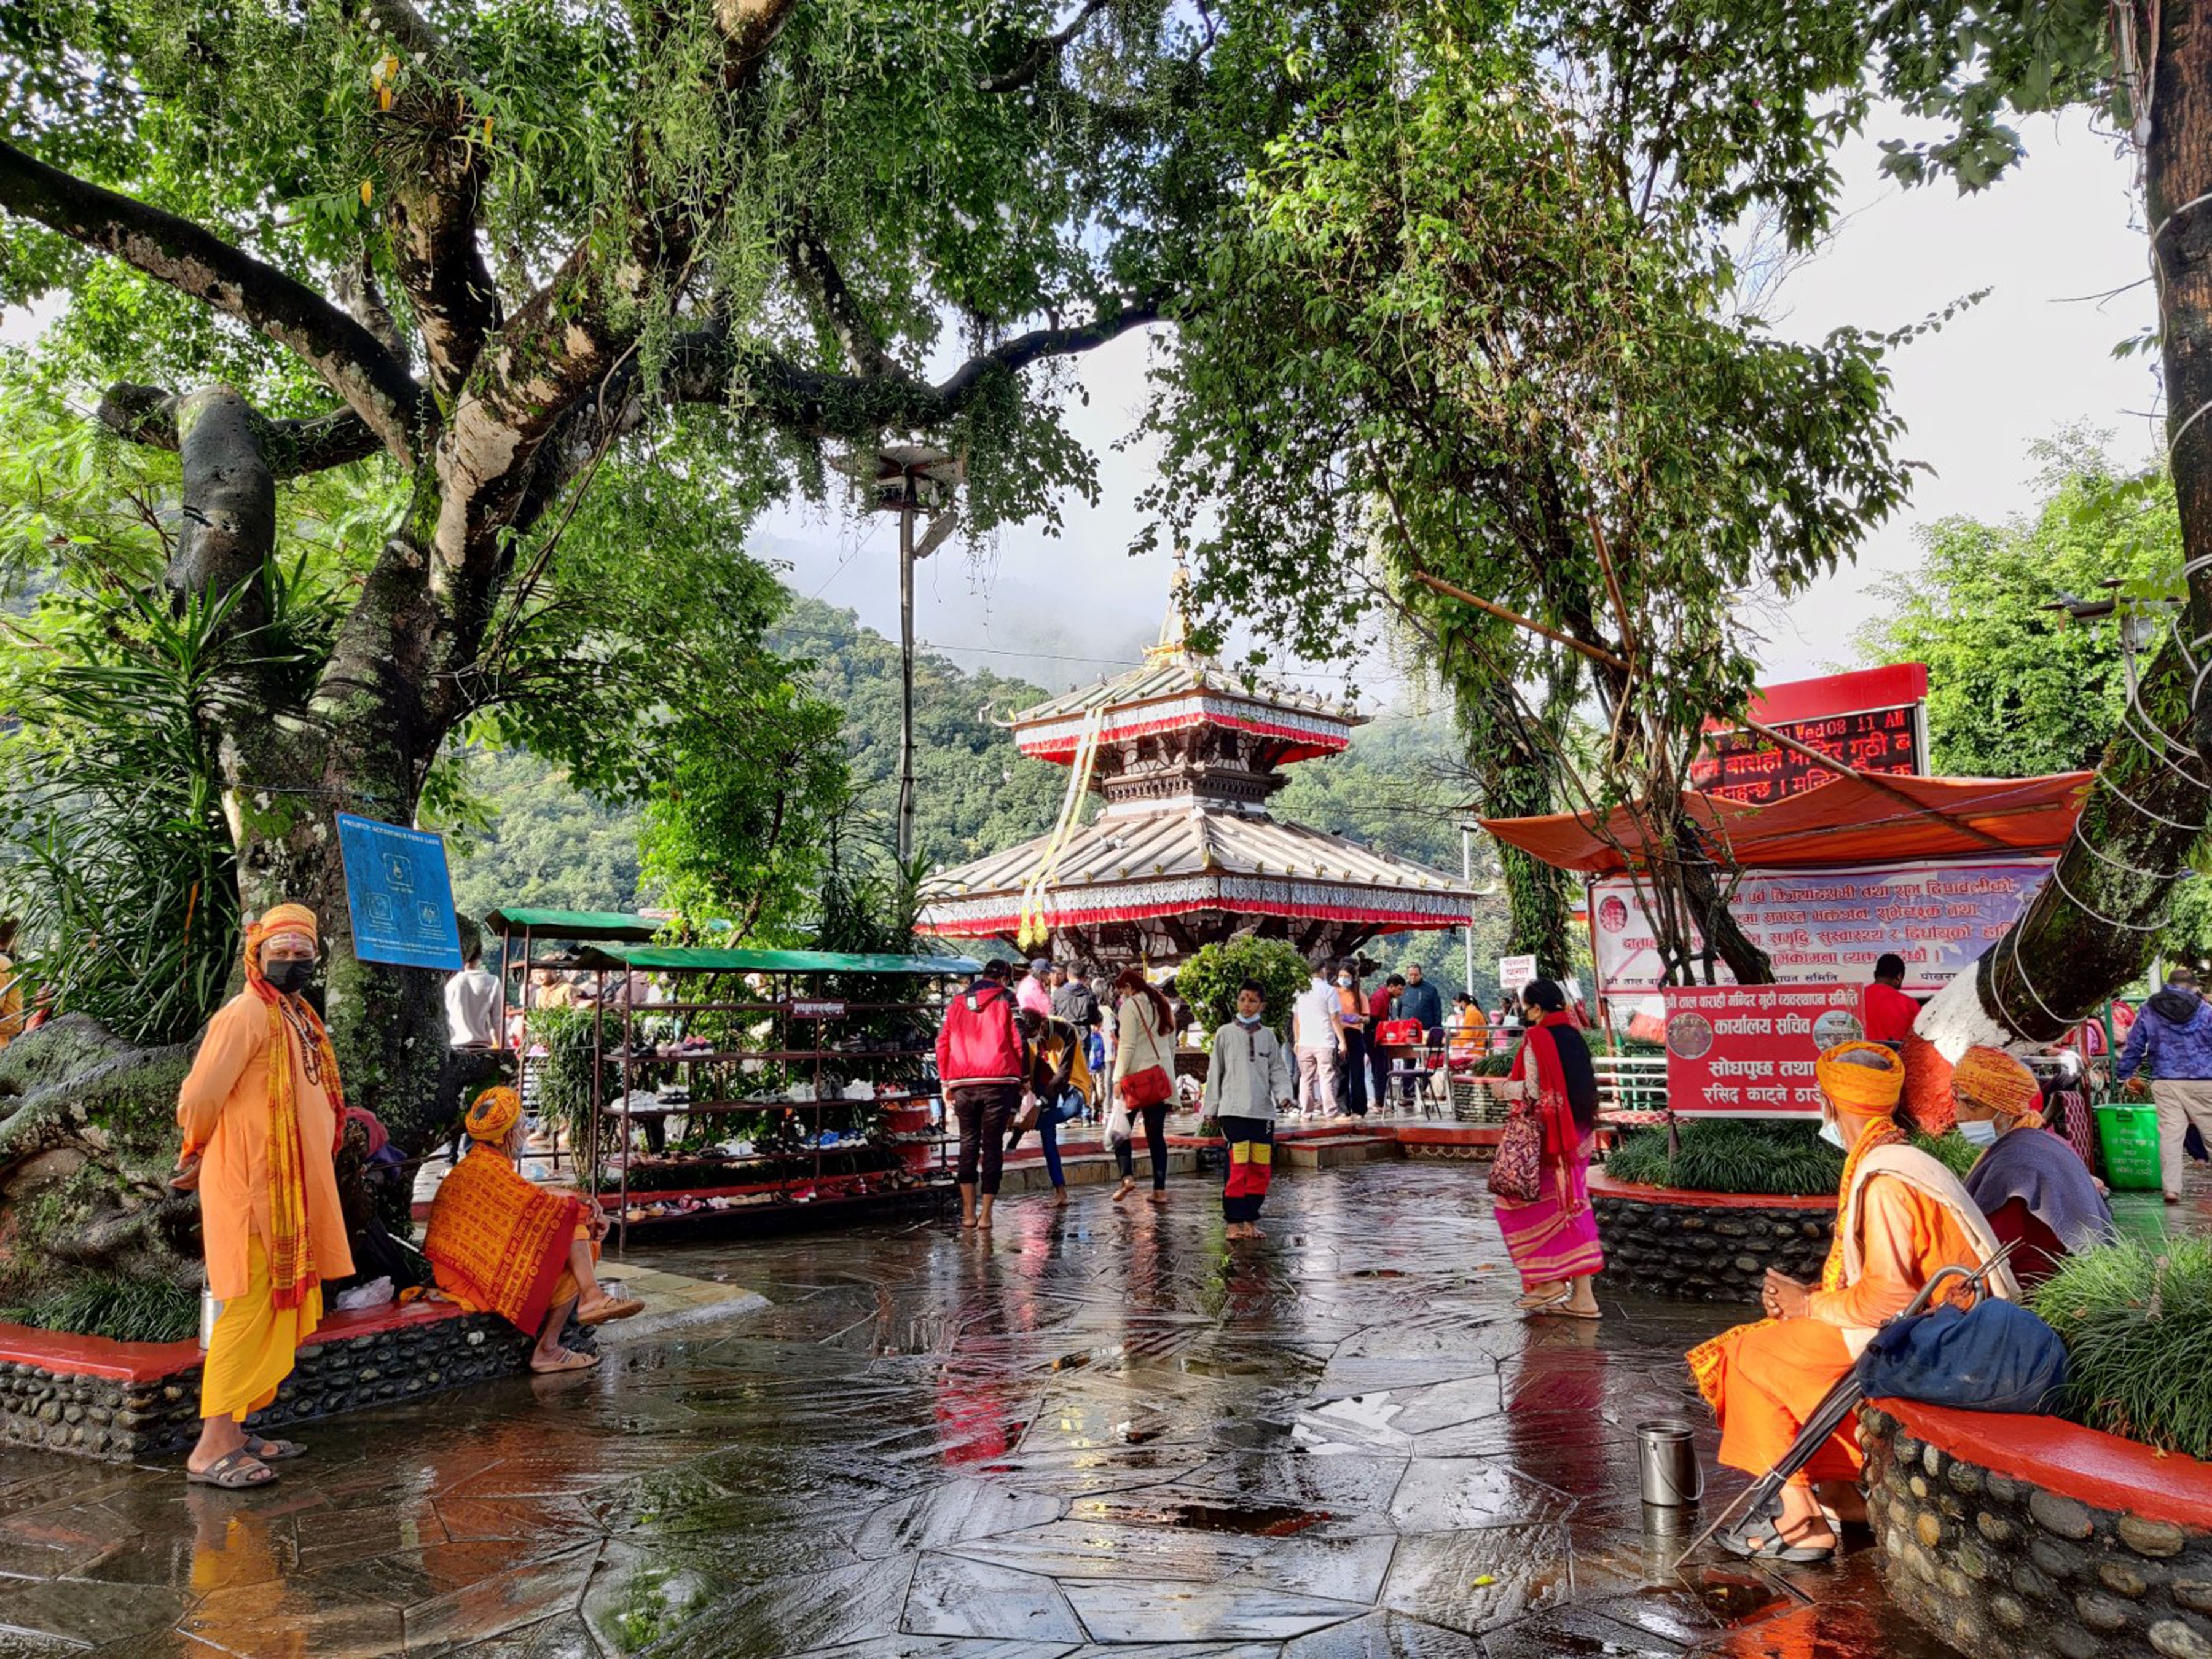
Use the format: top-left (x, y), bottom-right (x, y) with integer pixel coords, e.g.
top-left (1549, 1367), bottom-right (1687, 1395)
top-left (243, 910), bottom-right (345, 1312)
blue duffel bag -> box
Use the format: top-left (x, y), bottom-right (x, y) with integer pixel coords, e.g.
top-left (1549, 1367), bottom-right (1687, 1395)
top-left (1854, 1300), bottom-right (2069, 1414)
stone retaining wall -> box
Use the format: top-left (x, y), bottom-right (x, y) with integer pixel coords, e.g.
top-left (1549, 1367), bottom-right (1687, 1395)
top-left (0, 1305), bottom-right (589, 1463)
top-left (1589, 1175), bottom-right (1834, 1304)
top-left (1862, 1402), bottom-right (2212, 1659)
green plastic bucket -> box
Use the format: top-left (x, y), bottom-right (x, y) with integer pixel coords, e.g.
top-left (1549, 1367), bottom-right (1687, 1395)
top-left (2095, 1103), bottom-right (2163, 1192)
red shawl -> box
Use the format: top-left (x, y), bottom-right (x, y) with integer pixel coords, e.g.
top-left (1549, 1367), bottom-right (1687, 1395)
top-left (1509, 1012), bottom-right (1583, 1159)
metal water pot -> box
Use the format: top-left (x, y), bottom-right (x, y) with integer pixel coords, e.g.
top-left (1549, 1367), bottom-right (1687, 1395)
top-left (1636, 1416), bottom-right (1704, 1507)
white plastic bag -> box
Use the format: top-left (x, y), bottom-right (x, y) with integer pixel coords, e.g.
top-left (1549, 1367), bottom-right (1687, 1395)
top-left (1104, 1097), bottom-right (1132, 1147)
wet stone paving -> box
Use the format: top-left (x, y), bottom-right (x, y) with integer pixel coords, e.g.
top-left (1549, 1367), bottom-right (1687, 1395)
top-left (0, 1163), bottom-right (1974, 1658)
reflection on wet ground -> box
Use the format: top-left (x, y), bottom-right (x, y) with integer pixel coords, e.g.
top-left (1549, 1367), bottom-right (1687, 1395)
top-left (0, 1164), bottom-right (2061, 1656)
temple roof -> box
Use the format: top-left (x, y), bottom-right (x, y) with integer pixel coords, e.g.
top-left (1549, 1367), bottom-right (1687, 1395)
top-left (1010, 653), bottom-right (1360, 766)
top-left (918, 806), bottom-right (1474, 939)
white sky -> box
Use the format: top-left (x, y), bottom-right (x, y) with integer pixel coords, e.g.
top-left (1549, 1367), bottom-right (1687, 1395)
top-left (771, 108), bottom-right (2164, 702)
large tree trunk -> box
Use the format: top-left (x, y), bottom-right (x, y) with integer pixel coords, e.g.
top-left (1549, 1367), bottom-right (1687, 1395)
top-left (1918, 12), bottom-right (2212, 1054)
top-left (176, 404), bottom-right (457, 1150)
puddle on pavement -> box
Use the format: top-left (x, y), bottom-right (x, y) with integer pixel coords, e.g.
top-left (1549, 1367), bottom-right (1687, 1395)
top-left (1093, 1496), bottom-right (1333, 1537)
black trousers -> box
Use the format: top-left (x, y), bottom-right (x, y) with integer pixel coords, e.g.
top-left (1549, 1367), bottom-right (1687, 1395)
top-left (1114, 1102), bottom-right (1171, 1188)
top-left (952, 1084), bottom-right (1020, 1196)
top-left (1343, 1030), bottom-right (1370, 1116)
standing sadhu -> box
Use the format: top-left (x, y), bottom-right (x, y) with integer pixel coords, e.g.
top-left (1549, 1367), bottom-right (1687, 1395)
top-left (1688, 1041), bottom-right (2017, 1563)
top-left (174, 903), bottom-right (352, 1490)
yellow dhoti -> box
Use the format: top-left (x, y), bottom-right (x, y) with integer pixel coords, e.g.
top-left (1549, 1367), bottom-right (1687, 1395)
top-left (201, 1237), bottom-right (322, 1422)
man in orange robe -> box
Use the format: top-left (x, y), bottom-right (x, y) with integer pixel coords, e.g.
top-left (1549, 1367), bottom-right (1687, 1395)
top-left (1687, 1041), bottom-right (2017, 1561)
top-left (424, 1087), bottom-right (638, 1372)
top-left (175, 903), bottom-right (353, 1490)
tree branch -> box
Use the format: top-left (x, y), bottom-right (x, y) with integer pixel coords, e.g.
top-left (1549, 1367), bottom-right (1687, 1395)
top-left (785, 217), bottom-right (896, 379)
top-left (978, 0), bottom-right (1115, 94)
top-left (98, 384), bottom-right (384, 477)
top-left (672, 297), bottom-right (1166, 435)
top-left (0, 139), bottom-right (427, 464)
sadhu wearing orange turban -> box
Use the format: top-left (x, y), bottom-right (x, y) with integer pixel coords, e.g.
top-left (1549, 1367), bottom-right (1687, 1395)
top-left (422, 1086), bottom-right (640, 1375)
top-left (1685, 1041), bottom-right (2018, 1563)
top-left (173, 903), bottom-right (352, 1489)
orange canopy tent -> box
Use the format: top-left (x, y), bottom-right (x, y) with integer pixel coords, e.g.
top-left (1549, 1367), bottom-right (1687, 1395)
top-left (1478, 771), bottom-right (2092, 877)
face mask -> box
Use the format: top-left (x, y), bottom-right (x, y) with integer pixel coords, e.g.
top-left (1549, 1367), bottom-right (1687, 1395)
top-left (265, 959), bottom-right (314, 995)
top-left (1336, 976), bottom-right (1353, 988)
top-left (1236, 1012), bottom-right (1261, 1027)
top-left (1958, 1118), bottom-right (2000, 1148)
top-left (1818, 1116), bottom-right (1848, 1151)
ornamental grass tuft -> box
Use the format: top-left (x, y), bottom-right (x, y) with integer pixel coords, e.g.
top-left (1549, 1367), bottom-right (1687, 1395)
top-left (1604, 1119), bottom-right (1843, 1196)
top-left (0, 1274), bottom-right (201, 1344)
top-left (2030, 1236), bottom-right (2212, 1463)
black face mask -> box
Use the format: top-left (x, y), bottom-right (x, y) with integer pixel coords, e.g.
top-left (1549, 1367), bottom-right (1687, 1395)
top-left (265, 959), bottom-right (315, 995)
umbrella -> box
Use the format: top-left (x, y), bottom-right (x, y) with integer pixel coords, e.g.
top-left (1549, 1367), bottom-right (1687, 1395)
top-left (1676, 1238), bottom-right (2021, 1563)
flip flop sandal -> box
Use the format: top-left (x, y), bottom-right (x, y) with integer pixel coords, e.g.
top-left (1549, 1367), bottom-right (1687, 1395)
top-left (1540, 1304), bottom-right (1602, 1320)
top-left (187, 1449), bottom-right (276, 1490)
top-left (1719, 1523), bottom-right (1835, 1564)
top-left (1516, 1290), bottom-right (1568, 1310)
top-left (530, 1348), bottom-right (600, 1374)
top-left (243, 1435), bottom-right (305, 1461)
top-left (576, 1297), bottom-right (645, 1326)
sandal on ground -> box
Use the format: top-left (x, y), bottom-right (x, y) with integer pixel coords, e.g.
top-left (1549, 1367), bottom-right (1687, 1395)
top-left (577, 1296), bottom-right (644, 1326)
top-left (1515, 1288), bottom-right (1567, 1310)
top-left (187, 1449), bottom-right (276, 1490)
top-left (243, 1434), bottom-right (305, 1461)
top-left (1147, 1191), bottom-right (1169, 1206)
top-left (1112, 1182), bottom-right (1135, 1204)
top-left (1719, 1520), bottom-right (1835, 1564)
top-left (530, 1347), bottom-right (600, 1374)
top-left (1538, 1303), bottom-right (1601, 1320)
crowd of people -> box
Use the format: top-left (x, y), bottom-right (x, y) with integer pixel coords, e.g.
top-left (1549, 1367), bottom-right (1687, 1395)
top-left (167, 905), bottom-right (2136, 1528)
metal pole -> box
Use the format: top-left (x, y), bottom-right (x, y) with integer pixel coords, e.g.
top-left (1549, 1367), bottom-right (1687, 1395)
top-left (1461, 822), bottom-right (1475, 992)
top-left (897, 476), bottom-right (917, 868)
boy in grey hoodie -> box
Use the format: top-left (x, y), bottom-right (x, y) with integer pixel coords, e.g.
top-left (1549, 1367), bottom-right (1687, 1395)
top-left (1209, 980), bottom-right (1296, 1239)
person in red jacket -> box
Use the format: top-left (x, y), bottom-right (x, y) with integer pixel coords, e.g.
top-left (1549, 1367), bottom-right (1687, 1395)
top-left (936, 959), bottom-right (1028, 1232)
top-left (1861, 953), bottom-right (1920, 1049)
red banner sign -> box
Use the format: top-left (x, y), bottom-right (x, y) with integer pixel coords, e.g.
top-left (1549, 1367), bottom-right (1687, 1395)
top-left (1691, 702), bottom-right (1923, 806)
top-left (1662, 983), bottom-right (1865, 1118)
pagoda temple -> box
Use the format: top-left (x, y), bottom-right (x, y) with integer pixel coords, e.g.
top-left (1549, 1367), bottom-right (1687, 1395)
top-left (919, 603), bottom-right (1475, 966)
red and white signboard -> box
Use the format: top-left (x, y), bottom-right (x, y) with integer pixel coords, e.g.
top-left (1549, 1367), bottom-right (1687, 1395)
top-left (1663, 983), bottom-right (1865, 1117)
top-left (1591, 858), bottom-right (2049, 998)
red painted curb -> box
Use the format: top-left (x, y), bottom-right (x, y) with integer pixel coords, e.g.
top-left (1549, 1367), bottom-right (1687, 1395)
top-left (1875, 1398), bottom-right (2212, 1531)
top-left (1587, 1172), bottom-right (1838, 1210)
top-left (0, 1297), bottom-right (480, 1384)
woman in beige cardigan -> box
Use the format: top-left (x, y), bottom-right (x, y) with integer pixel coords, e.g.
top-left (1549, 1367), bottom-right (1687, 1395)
top-left (1110, 968), bottom-right (1179, 1205)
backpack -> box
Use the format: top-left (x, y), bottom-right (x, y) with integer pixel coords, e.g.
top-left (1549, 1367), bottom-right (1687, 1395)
top-left (1855, 1300), bottom-right (2069, 1414)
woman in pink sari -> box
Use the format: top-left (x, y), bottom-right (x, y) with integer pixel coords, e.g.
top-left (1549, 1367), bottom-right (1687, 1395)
top-left (1496, 979), bottom-right (1604, 1320)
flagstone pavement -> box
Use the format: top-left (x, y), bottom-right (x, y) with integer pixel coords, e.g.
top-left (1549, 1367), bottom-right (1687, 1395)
top-left (0, 1162), bottom-right (2061, 1658)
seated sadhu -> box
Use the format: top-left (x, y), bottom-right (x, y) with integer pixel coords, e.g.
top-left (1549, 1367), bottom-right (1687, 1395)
top-left (1688, 1041), bottom-right (2018, 1562)
top-left (1955, 1045), bottom-right (2113, 1292)
top-left (423, 1088), bottom-right (641, 1373)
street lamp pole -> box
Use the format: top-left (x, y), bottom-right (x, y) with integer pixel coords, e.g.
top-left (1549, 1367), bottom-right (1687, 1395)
top-left (897, 476), bottom-right (917, 867)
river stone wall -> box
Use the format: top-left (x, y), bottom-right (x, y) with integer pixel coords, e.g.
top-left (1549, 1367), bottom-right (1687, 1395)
top-left (1590, 1178), bottom-right (1834, 1304)
top-left (1862, 1404), bottom-right (2212, 1659)
top-left (0, 1308), bottom-right (590, 1462)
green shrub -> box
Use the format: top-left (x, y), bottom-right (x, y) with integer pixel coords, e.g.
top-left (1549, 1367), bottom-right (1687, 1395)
top-left (1914, 1131), bottom-right (1980, 1180)
top-left (1176, 938), bottom-right (1311, 1042)
top-left (0, 1274), bottom-right (200, 1343)
top-left (2031, 1237), bottom-right (2212, 1461)
top-left (1604, 1119), bottom-right (1844, 1196)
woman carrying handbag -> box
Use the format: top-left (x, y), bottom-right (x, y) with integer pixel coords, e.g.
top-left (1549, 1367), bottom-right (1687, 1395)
top-left (1489, 978), bottom-right (1604, 1319)
top-left (1110, 967), bottom-right (1179, 1206)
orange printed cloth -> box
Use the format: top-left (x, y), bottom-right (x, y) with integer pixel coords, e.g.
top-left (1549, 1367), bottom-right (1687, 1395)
top-left (424, 1148), bottom-right (585, 1335)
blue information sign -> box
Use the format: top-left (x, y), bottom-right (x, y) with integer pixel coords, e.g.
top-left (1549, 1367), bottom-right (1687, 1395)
top-left (335, 812), bottom-right (465, 971)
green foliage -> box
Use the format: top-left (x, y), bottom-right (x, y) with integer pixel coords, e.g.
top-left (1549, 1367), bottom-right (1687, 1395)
top-left (1913, 1131), bottom-right (1982, 1180)
top-left (444, 748), bottom-right (645, 920)
top-left (528, 1004), bottom-right (617, 1154)
top-left (0, 582), bottom-right (262, 1046)
top-left (2032, 1237), bottom-right (2212, 1461)
top-left (0, 1274), bottom-right (200, 1343)
top-left (1604, 1119), bottom-right (1845, 1196)
top-left (1856, 432), bottom-right (2183, 777)
top-left (1177, 938), bottom-right (1312, 1042)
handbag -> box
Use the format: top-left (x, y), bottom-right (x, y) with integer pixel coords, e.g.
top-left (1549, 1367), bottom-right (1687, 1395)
top-left (1486, 1103), bottom-right (1545, 1202)
top-left (1855, 1300), bottom-right (2068, 1414)
top-left (1121, 1064), bottom-right (1174, 1111)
